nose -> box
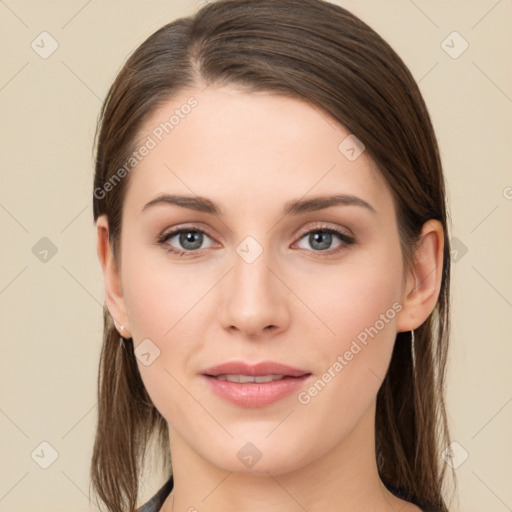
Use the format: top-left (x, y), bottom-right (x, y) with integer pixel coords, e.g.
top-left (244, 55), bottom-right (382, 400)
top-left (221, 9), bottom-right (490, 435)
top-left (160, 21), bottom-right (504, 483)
top-left (219, 244), bottom-right (291, 339)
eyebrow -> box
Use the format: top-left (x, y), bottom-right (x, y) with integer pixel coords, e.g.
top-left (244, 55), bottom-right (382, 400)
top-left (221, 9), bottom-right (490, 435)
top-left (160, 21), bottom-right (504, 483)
top-left (141, 193), bottom-right (376, 216)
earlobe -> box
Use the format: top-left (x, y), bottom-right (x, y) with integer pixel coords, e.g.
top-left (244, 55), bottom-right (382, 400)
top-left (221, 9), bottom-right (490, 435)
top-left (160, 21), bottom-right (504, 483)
top-left (96, 215), bottom-right (131, 337)
top-left (396, 219), bottom-right (445, 332)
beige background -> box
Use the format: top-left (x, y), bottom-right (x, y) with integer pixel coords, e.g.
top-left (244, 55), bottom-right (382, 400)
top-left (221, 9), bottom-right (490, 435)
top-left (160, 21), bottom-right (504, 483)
top-left (1, 0), bottom-right (511, 510)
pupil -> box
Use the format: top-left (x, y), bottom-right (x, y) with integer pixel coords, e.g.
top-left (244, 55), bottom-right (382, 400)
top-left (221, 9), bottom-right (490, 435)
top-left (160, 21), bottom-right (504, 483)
top-left (311, 231), bottom-right (331, 250)
top-left (181, 231), bottom-right (202, 249)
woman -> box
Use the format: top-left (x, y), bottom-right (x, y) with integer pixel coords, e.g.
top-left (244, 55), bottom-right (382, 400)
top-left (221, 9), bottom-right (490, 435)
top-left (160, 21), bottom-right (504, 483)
top-left (90, 0), bottom-right (455, 511)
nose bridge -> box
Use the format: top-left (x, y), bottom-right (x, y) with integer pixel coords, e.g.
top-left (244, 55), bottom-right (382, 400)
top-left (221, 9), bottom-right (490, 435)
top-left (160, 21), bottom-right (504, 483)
top-left (233, 236), bottom-right (277, 308)
top-left (221, 234), bottom-right (288, 335)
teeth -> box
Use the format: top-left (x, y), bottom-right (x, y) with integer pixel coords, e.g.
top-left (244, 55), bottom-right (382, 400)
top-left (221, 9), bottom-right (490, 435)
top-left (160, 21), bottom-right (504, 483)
top-left (214, 374), bottom-right (286, 383)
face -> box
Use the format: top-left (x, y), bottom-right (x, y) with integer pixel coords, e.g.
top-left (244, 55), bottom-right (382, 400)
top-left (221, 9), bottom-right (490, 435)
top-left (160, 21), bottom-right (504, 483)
top-left (111, 84), bottom-right (412, 475)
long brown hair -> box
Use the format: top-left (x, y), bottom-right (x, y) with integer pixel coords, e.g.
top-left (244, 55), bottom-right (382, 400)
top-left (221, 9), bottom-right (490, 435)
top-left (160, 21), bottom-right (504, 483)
top-left (90, 1), bottom-right (456, 510)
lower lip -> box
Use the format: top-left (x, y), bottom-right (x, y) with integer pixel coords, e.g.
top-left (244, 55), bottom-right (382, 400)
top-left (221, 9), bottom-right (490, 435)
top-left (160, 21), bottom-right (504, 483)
top-left (202, 374), bottom-right (312, 408)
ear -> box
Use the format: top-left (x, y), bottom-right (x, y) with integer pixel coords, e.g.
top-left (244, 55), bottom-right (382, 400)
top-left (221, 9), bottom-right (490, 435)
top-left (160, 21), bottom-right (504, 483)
top-left (395, 219), bottom-right (445, 332)
top-left (96, 215), bottom-right (131, 338)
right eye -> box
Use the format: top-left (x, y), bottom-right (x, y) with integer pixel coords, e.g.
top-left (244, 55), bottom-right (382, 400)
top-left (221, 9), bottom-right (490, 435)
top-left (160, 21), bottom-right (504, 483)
top-left (158, 225), bottom-right (216, 257)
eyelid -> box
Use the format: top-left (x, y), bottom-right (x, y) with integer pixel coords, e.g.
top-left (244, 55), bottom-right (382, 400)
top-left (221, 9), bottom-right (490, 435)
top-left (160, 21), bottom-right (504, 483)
top-left (294, 221), bottom-right (354, 239)
top-left (157, 223), bottom-right (217, 245)
top-left (158, 222), bottom-right (351, 242)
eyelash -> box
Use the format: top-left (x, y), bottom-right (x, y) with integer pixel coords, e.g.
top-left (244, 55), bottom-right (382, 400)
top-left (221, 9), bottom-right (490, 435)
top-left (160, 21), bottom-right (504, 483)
top-left (157, 224), bottom-right (355, 258)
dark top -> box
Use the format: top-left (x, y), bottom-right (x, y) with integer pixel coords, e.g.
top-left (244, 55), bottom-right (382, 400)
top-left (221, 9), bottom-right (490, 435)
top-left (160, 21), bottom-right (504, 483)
top-left (136, 475), bottom-right (174, 512)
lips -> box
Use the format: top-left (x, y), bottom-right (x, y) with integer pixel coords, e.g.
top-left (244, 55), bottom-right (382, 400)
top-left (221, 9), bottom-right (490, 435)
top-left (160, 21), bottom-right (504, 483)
top-left (201, 361), bottom-right (312, 407)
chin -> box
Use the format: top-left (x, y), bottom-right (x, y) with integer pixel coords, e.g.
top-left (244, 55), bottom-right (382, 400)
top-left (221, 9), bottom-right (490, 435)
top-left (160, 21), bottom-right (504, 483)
top-left (201, 435), bottom-right (316, 477)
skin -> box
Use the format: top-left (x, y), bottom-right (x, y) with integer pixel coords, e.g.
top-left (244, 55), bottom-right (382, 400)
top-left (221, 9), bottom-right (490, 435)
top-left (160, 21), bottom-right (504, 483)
top-left (96, 84), bottom-right (444, 512)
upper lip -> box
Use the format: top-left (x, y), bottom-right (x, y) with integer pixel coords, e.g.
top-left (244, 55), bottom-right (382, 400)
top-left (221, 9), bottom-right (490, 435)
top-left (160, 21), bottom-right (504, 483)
top-left (202, 361), bottom-right (311, 378)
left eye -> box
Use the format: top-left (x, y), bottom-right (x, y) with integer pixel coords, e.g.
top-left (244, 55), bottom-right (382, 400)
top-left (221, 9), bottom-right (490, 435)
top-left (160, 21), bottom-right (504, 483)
top-left (296, 228), bottom-right (353, 252)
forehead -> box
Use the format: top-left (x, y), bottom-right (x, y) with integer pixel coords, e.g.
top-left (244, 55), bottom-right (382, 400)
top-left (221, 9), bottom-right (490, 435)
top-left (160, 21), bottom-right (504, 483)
top-left (124, 85), bottom-right (392, 218)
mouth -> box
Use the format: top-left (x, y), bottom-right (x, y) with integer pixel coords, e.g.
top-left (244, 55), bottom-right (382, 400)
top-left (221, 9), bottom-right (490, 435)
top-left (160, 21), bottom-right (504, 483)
top-left (201, 361), bottom-right (312, 407)
top-left (202, 360), bottom-right (310, 378)
top-left (209, 374), bottom-right (294, 383)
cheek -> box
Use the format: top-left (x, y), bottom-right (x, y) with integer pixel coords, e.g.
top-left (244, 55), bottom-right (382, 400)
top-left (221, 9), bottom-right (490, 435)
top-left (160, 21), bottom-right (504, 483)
top-left (301, 242), bottom-right (403, 346)
top-left (119, 243), bottom-right (211, 400)
top-left (295, 240), bottom-right (404, 395)
top-left (120, 250), bottom-right (200, 420)
top-left (289, 262), bottom-right (403, 450)
top-left (121, 242), bottom-right (204, 340)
